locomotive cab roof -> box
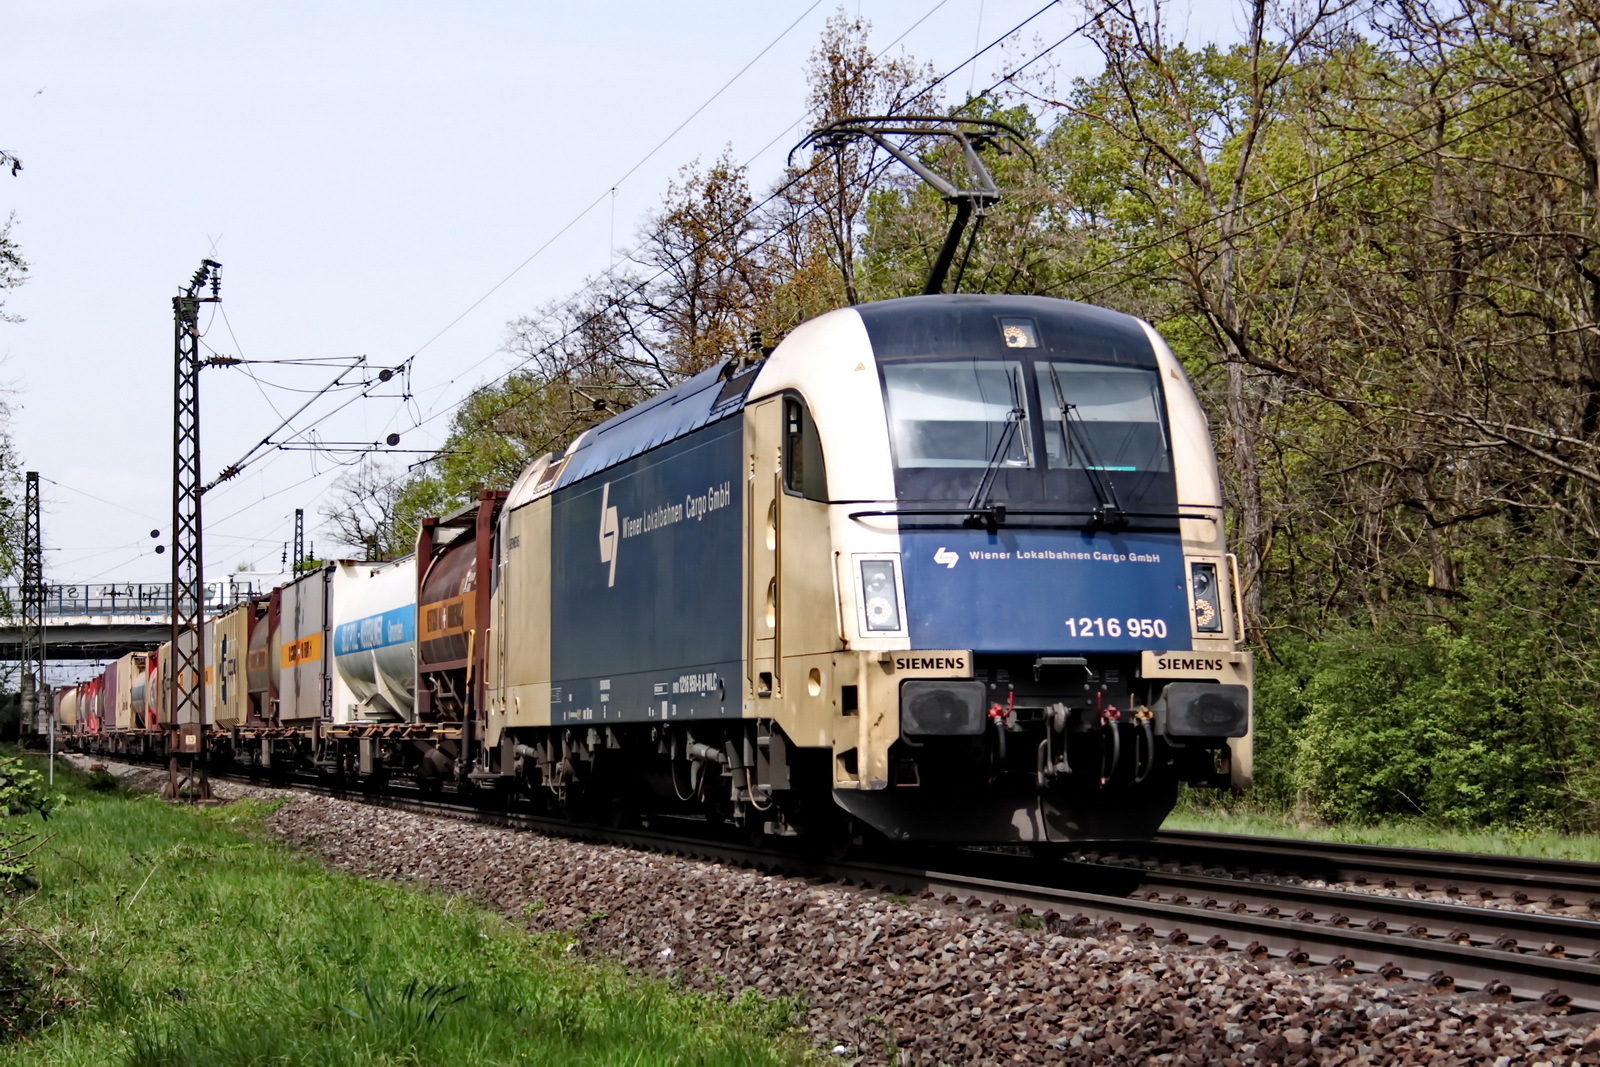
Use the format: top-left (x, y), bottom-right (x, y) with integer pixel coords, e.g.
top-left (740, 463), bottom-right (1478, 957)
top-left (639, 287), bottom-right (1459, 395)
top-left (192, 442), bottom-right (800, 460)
top-left (523, 293), bottom-right (1184, 496)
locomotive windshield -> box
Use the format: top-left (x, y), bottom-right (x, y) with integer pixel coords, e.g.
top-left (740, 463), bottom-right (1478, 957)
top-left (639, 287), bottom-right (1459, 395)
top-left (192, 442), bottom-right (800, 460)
top-left (879, 353), bottom-right (1175, 513)
top-left (881, 360), bottom-right (1031, 469)
top-left (1036, 362), bottom-right (1169, 474)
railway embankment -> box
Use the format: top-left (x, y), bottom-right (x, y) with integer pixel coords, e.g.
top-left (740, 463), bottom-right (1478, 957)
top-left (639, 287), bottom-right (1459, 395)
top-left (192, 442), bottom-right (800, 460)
top-left (41, 757), bottom-right (1600, 1064)
top-left (256, 784), bottom-right (1600, 1063)
top-left (0, 755), bottom-right (804, 1066)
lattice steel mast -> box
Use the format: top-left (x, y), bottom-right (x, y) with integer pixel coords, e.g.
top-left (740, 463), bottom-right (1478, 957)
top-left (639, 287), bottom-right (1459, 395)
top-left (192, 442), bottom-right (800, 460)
top-left (19, 471), bottom-right (43, 738)
top-left (170, 259), bottom-right (220, 799)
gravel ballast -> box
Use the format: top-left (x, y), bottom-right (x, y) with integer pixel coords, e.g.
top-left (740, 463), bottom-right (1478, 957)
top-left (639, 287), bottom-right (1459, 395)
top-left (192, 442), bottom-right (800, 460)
top-left (73, 760), bottom-right (1600, 1064)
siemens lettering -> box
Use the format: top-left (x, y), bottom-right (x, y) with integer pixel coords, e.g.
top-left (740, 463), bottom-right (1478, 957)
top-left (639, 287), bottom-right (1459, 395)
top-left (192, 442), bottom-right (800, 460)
top-left (1154, 656), bottom-right (1226, 673)
top-left (893, 655), bottom-right (970, 672)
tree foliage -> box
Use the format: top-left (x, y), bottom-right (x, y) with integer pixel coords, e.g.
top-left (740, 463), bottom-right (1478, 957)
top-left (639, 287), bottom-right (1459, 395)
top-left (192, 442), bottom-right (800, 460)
top-left (0, 754), bottom-right (55, 885)
top-left (0, 149), bottom-right (24, 325)
top-left (325, 2), bottom-right (1600, 829)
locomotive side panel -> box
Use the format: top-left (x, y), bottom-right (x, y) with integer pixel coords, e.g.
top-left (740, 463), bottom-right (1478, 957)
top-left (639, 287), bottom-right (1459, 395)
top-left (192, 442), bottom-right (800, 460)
top-left (743, 394), bottom-right (850, 750)
top-left (547, 417), bottom-right (743, 725)
top-left (1142, 322), bottom-right (1253, 787)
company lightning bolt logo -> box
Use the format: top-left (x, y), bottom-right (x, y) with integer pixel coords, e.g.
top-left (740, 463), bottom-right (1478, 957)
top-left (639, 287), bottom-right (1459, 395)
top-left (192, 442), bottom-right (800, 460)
top-left (934, 546), bottom-right (958, 569)
top-left (598, 482), bottom-right (620, 587)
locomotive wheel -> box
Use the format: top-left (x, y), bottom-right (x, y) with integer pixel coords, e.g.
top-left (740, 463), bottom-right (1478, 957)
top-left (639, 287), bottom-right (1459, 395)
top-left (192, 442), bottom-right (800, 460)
top-left (603, 790), bottom-right (640, 830)
top-left (818, 811), bottom-right (860, 861)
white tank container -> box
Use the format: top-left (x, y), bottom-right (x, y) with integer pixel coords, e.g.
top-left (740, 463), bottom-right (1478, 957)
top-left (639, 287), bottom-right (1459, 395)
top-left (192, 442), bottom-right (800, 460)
top-left (56, 686), bottom-right (79, 728)
top-left (331, 558), bottom-right (416, 723)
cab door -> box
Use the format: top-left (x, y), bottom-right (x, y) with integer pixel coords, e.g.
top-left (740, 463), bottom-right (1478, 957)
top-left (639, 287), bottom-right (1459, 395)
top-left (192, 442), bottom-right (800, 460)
top-left (746, 397), bottom-right (783, 704)
top-left (744, 394), bottom-right (839, 711)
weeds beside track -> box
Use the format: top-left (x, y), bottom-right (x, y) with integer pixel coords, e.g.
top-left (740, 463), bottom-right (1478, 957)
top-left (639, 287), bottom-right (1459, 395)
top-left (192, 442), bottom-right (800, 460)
top-left (0, 755), bottom-right (807, 1066)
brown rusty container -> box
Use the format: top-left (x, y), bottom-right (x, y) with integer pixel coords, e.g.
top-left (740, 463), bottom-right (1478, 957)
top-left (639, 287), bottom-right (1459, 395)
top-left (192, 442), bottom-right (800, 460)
top-left (418, 536), bottom-right (475, 671)
top-left (415, 490), bottom-right (505, 723)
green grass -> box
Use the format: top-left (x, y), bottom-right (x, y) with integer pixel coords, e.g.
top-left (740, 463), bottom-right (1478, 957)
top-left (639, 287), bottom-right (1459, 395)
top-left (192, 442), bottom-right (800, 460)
top-left (1165, 807), bottom-right (1600, 862)
top-left (0, 755), bottom-right (807, 1066)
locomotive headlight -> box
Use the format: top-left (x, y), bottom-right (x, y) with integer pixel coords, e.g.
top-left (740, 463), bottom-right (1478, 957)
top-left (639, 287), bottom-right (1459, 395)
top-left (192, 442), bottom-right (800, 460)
top-left (1190, 562), bottom-right (1223, 633)
top-left (858, 559), bottom-right (903, 633)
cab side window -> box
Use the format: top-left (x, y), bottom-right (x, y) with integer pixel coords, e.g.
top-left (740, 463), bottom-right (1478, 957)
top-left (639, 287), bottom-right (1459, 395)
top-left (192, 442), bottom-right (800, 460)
top-left (784, 396), bottom-right (828, 502)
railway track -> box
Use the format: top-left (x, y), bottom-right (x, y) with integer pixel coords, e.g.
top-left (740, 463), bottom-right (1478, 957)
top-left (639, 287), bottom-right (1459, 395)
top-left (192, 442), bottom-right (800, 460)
top-left (78, 755), bottom-right (1600, 1017)
top-left (289, 776), bottom-right (1600, 1014)
top-left (1124, 830), bottom-right (1600, 907)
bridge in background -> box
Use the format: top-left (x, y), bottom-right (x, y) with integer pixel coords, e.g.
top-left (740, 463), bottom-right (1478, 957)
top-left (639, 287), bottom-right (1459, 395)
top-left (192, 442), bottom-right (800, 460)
top-left (0, 581), bottom-right (261, 661)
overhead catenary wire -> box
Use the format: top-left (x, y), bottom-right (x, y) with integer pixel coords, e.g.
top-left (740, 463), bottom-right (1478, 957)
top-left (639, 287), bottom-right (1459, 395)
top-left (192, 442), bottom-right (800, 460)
top-left (49, 5), bottom-right (1070, 587)
top-left (181, 3), bottom-right (848, 497)
top-left (203, 1), bottom-right (1080, 542)
top-left (280, 6), bottom-right (1094, 552)
top-left (41, 476), bottom-right (162, 522)
top-left (204, 357), bottom-right (377, 492)
top-left (397, 0), bottom-right (830, 370)
top-left (397, 0), bottom-right (992, 428)
top-left (384, 0), bottom-right (1079, 457)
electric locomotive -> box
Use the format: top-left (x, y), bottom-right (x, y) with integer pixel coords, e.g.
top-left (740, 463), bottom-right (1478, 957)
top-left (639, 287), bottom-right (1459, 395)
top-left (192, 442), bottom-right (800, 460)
top-left (61, 117), bottom-right (1252, 845)
top-left (58, 294), bottom-right (1251, 844)
top-left (472, 292), bottom-right (1252, 843)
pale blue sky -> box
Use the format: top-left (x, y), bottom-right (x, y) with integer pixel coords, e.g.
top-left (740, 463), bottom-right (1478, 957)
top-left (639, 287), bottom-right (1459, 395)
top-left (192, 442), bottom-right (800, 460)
top-left (2, 0), bottom-right (1240, 588)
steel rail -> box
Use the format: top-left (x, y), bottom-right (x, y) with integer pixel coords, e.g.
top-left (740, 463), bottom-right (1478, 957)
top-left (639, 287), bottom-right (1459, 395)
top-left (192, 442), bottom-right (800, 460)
top-left (1115, 831), bottom-right (1600, 905)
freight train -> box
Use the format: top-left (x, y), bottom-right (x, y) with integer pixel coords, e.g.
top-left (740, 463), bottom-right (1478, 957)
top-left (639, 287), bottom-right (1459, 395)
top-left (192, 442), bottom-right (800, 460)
top-left (62, 293), bottom-right (1252, 845)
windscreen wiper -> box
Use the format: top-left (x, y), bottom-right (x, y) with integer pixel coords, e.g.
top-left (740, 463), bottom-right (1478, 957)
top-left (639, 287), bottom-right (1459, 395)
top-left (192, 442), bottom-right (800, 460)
top-left (965, 370), bottom-right (1027, 531)
top-left (1047, 365), bottom-right (1127, 530)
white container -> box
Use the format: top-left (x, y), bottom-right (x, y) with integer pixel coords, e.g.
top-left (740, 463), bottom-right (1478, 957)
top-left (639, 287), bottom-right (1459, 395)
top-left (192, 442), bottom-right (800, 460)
top-left (213, 602), bottom-right (251, 727)
top-left (276, 566), bottom-right (332, 722)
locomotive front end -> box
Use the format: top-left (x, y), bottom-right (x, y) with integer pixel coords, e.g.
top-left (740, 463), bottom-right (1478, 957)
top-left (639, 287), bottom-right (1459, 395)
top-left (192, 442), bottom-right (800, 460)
top-left (761, 294), bottom-right (1252, 843)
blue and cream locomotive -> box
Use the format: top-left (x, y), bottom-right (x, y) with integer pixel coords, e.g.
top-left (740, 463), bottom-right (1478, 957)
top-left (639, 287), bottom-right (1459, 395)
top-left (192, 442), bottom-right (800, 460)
top-left (482, 292), bottom-right (1252, 843)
